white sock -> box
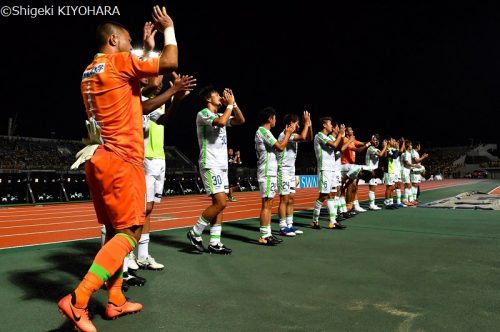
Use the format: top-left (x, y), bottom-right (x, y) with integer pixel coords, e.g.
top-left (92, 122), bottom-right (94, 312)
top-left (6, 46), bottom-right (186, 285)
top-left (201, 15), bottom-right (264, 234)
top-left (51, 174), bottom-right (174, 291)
top-left (138, 233), bottom-right (150, 260)
top-left (193, 216), bottom-right (209, 236)
top-left (260, 226), bottom-right (268, 238)
top-left (340, 197), bottom-right (348, 213)
top-left (368, 191), bottom-right (376, 206)
top-left (327, 199), bottom-right (337, 222)
top-left (334, 197), bottom-right (341, 214)
top-left (286, 215), bottom-right (293, 228)
top-left (266, 225), bottom-right (272, 237)
top-left (312, 200), bottom-right (322, 221)
top-left (123, 256), bottom-right (129, 273)
top-left (100, 225), bottom-right (106, 246)
top-left (404, 188), bottom-right (409, 202)
top-left (210, 224), bottom-right (222, 245)
top-left (279, 218), bottom-right (287, 229)
top-left (396, 189), bottom-right (402, 204)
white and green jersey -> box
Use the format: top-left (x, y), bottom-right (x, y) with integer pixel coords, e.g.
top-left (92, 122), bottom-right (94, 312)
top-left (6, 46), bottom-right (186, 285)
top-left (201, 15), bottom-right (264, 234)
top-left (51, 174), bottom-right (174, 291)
top-left (142, 96), bottom-right (165, 160)
top-left (277, 132), bottom-right (298, 174)
top-left (255, 127), bottom-right (278, 178)
top-left (196, 108), bottom-right (232, 169)
top-left (411, 149), bottom-right (420, 163)
top-left (365, 145), bottom-right (380, 169)
top-left (314, 132), bottom-right (337, 171)
top-left (401, 150), bottom-right (412, 169)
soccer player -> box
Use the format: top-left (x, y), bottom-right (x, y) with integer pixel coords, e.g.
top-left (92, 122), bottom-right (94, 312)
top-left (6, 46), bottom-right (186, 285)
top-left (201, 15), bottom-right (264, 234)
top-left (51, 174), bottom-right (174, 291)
top-left (277, 111), bottom-right (313, 236)
top-left (137, 72), bottom-right (196, 269)
top-left (382, 137), bottom-right (400, 208)
top-left (364, 134), bottom-right (388, 210)
top-left (340, 126), bottom-right (369, 213)
top-left (394, 138), bottom-right (406, 207)
top-left (187, 86), bottom-right (245, 254)
top-left (401, 139), bottom-right (419, 206)
top-left (255, 107), bottom-right (296, 245)
top-left (311, 117), bottom-right (346, 230)
top-left (58, 6), bottom-right (178, 331)
top-left (411, 141), bottom-right (428, 202)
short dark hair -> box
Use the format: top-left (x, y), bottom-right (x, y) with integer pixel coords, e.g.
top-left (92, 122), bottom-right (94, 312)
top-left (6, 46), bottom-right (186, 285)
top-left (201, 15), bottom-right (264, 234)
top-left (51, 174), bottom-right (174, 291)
top-left (96, 21), bottom-right (128, 48)
top-left (318, 116), bottom-right (332, 128)
top-left (258, 107), bottom-right (276, 125)
top-left (283, 114), bottom-right (299, 126)
top-left (198, 85), bottom-right (217, 102)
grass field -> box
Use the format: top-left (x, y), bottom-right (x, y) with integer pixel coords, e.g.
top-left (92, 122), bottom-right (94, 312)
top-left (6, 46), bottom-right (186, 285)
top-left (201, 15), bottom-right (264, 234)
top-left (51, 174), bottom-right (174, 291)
top-left (1, 179), bottom-right (499, 331)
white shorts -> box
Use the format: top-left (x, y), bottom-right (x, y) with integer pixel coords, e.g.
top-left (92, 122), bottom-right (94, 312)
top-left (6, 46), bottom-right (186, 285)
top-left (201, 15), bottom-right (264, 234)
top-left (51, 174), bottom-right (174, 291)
top-left (401, 168), bottom-right (411, 184)
top-left (341, 164), bottom-right (362, 180)
top-left (395, 168), bottom-right (402, 183)
top-left (278, 171), bottom-right (296, 195)
top-left (383, 172), bottom-right (398, 186)
top-left (145, 158), bottom-right (166, 203)
top-left (411, 166), bottom-right (426, 184)
top-left (258, 176), bottom-right (277, 198)
top-left (201, 168), bottom-right (229, 195)
top-left (318, 170), bottom-right (340, 194)
top-left (411, 173), bottom-right (422, 184)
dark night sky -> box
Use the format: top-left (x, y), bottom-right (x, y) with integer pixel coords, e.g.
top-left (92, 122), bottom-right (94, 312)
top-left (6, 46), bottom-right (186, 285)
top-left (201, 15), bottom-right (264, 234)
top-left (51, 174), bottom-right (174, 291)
top-left (1, 1), bottom-right (499, 164)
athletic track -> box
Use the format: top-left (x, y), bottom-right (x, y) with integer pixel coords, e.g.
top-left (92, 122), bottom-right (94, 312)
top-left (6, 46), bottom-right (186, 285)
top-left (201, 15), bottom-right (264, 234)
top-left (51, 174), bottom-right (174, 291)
top-left (0, 179), bottom-right (483, 250)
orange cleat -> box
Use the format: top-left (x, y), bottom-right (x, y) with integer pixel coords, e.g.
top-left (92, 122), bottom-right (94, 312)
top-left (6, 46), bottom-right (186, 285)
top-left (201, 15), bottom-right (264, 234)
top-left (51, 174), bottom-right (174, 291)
top-left (58, 293), bottom-right (96, 332)
top-left (105, 299), bottom-right (143, 319)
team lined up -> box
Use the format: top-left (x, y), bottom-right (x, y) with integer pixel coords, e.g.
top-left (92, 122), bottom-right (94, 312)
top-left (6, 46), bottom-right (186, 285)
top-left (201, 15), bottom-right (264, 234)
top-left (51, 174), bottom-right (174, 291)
top-left (57, 5), bottom-right (428, 331)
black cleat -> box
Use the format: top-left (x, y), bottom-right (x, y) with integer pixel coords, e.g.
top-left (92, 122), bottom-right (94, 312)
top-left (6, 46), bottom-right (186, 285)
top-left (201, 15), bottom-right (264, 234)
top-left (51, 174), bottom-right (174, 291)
top-left (187, 230), bottom-right (205, 252)
top-left (311, 221), bottom-right (321, 229)
top-left (328, 222), bottom-right (346, 230)
top-left (258, 236), bottom-right (279, 246)
top-left (123, 271), bottom-right (146, 287)
top-left (208, 243), bottom-right (232, 255)
top-left (270, 234), bottom-right (283, 243)
top-left (336, 214), bottom-right (346, 222)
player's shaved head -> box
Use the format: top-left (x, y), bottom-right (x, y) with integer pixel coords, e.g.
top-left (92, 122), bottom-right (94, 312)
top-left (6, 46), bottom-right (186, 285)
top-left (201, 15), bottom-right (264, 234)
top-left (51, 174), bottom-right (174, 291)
top-left (96, 21), bottom-right (128, 48)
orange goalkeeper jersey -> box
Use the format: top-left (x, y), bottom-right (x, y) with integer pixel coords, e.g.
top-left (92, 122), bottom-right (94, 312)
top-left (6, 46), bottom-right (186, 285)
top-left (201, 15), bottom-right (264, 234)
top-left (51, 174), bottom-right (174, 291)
top-left (81, 52), bottom-right (159, 165)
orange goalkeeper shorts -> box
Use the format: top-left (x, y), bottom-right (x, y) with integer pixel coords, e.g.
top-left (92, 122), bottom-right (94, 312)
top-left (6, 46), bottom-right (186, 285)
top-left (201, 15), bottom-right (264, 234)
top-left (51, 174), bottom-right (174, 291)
top-left (85, 146), bottom-right (146, 230)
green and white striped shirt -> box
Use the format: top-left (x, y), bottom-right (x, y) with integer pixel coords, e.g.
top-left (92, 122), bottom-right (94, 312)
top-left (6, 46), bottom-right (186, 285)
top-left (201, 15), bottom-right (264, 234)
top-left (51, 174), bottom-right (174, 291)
top-left (255, 127), bottom-right (278, 178)
top-left (196, 108), bottom-right (231, 169)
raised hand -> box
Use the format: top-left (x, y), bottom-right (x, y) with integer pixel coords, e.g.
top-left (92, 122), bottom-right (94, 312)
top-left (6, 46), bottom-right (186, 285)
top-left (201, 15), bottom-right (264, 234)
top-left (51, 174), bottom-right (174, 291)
top-left (152, 5), bottom-right (174, 32)
top-left (169, 72), bottom-right (197, 96)
top-left (339, 124), bottom-right (346, 137)
top-left (143, 21), bottom-right (157, 52)
top-left (303, 111), bottom-right (311, 127)
top-left (222, 88), bottom-right (236, 106)
top-left (285, 122), bottom-right (297, 135)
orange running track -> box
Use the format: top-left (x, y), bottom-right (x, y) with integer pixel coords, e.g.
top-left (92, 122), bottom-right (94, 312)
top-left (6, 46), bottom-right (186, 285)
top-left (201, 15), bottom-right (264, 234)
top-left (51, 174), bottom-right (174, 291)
top-left (0, 179), bottom-right (480, 249)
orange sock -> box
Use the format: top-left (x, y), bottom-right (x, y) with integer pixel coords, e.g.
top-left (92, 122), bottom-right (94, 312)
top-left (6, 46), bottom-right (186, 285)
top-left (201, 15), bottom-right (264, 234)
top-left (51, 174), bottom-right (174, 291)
top-left (74, 233), bottom-right (136, 308)
top-left (106, 268), bottom-right (126, 306)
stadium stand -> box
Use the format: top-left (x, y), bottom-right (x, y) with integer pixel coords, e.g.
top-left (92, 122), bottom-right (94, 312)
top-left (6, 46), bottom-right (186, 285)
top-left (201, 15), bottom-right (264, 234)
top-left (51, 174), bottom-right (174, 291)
top-left (0, 136), bottom-right (259, 204)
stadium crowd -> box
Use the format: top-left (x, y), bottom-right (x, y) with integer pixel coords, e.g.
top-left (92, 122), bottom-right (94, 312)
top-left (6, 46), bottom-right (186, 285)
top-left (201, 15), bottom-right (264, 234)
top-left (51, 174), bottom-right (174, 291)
top-left (0, 136), bottom-right (83, 171)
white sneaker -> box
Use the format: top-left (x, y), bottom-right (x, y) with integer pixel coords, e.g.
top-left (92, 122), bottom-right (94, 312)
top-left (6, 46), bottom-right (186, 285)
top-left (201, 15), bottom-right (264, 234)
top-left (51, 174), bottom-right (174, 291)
top-left (290, 226), bottom-right (303, 235)
top-left (368, 205), bottom-right (382, 210)
top-left (128, 252), bottom-right (139, 271)
top-left (279, 227), bottom-right (296, 237)
top-left (136, 255), bottom-right (164, 271)
top-left (354, 205), bottom-right (367, 212)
